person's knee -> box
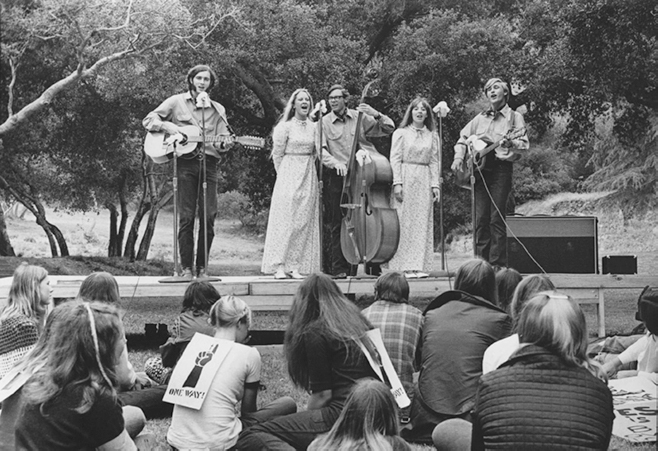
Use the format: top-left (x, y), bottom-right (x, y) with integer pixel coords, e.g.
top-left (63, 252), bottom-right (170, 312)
top-left (279, 396), bottom-right (297, 415)
top-left (432, 418), bottom-right (472, 451)
top-left (122, 405), bottom-right (146, 438)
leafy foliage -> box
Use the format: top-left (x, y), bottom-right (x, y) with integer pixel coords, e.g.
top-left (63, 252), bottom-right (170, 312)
top-left (1, 0), bottom-right (656, 258)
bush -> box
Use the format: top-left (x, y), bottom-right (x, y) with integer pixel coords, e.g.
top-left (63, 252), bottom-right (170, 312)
top-left (217, 191), bottom-right (268, 233)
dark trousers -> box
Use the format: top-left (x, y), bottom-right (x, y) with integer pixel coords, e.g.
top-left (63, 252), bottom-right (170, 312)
top-left (236, 402), bottom-right (342, 450)
top-left (177, 156), bottom-right (218, 270)
top-left (323, 172), bottom-right (350, 275)
top-left (474, 163), bottom-right (512, 267)
top-left (118, 385), bottom-right (173, 419)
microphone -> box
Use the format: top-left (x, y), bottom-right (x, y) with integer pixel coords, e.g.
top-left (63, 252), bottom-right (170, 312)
top-left (433, 101), bottom-right (450, 118)
top-left (196, 91), bottom-right (210, 108)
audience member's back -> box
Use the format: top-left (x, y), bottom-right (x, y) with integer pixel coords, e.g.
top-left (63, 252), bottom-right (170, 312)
top-left (482, 273), bottom-right (555, 374)
top-left (406, 259), bottom-right (511, 443)
top-left (361, 272), bottom-right (423, 421)
top-left (471, 292), bottom-right (614, 450)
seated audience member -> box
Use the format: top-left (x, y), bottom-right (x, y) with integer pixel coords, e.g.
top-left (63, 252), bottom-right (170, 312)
top-left (466, 292), bottom-right (613, 450)
top-left (602, 288), bottom-right (658, 377)
top-left (15, 301), bottom-right (154, 450)
top-left (0, 264), bottom-right (52, 379)
top-left (482, 273), bottom-right (555, 374)
top-left (405, 259), bottom-right (511, 444)
top-left (145, 280), bottom-right (217, 384)
top-left (236, 273), bottom-right (378, 450)
top-left (362, 272), bottom-right (423, 422)
top-left (590, 286), bottom-right (654, 371)
top-left (308, 378), bottom-right (412, 451)
top-left (1, 301), bottom-right (146, 451)
top-left (494, 267), bottom-right (522, 314)
top-left (167, 295), bottom-right (296, 450)
top-left (76, 271), bottom-right (171, 419)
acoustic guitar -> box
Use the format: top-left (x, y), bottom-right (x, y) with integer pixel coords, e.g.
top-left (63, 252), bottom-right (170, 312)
top-left (454, 127), bottom-right (526, 189)
top-left (144, 125), bottom-right (265, 164)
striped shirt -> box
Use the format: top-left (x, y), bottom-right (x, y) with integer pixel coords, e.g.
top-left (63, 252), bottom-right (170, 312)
top-left (0, 314), bottom-right (39, 379)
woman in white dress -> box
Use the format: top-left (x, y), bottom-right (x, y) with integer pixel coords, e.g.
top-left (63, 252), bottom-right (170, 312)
top-left (387, 97), bottom-right (441, 277)
top-left (262, 89), bottom-right (336, 279)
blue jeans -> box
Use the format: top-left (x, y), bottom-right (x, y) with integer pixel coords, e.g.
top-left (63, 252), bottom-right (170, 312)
top-left (236, 401), bottom-right (343, 450)
top-left (177, 156), bottom-right (218, 270)
top-left (474, 163), bottom-right (512, 267)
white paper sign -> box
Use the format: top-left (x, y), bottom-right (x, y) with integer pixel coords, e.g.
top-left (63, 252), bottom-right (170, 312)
top-left (356, 328), bottom-right (411, 409)
top-left (163, 333), bottom-right (230, 410)
top-left (609, 373), bottom-right (657, 443)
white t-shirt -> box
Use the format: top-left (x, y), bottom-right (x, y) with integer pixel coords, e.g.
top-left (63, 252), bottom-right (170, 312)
top-left (167, 339), bottom-right (261, 450)
top-left (619, 333), bottom-right (658, 373)
top-left (482, 333), bottom-right (520, 374)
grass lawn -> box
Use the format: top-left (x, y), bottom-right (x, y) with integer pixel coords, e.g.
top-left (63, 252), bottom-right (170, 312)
top-left (124, 287), bottom-right (654, 450)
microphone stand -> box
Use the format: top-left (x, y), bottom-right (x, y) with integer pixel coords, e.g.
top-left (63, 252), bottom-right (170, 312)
top-left (316, 102), bottom-right (325, 273)
top-left (160, 142), bottom-right (187, 283)
top-left (438, 113), bottom-right (446, 271)
top-left (469, 143), bottom-right (477, 258)
top-left (198, 93), bottom-right (221, 282)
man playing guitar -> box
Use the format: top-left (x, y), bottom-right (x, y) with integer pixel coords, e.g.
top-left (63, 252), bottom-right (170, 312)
top-left (143, 64), bottom-right (231, 280)
top-left (450, 78), bottom-right (529, 267)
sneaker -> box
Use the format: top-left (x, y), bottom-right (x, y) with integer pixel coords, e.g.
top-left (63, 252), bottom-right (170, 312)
top-left (290, 270), bottom-right (305, 279)
top-left (415, 271), bottom-right (430, 279)
top-left (181, 267), bottom-right (194, 280)
top-left (404, 271), bottom-right (417, 279)
top-left (196, 267), bottom-right (208, 279)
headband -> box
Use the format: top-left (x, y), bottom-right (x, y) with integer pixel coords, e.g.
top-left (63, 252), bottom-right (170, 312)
top-left (85, 303), bottom-right (113, 388)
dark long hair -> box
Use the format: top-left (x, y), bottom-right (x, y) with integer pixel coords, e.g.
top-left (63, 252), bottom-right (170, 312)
top-left (181, 280), bottom-right (220, 314)
top-left (285, 273), bottom-right (371, 389)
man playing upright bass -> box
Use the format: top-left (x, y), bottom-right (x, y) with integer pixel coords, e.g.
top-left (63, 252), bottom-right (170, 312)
top-left (321, 84), bottom-right (395, 278)
top-left (451, 78), bottom-right (529, 267)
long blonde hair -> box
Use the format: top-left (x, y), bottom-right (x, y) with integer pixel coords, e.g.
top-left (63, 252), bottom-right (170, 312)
top-left (278, 88), bottom-right (314, 125)
top-left (517, 291), bottom-right (605, 380)
top-left (308, 379), bottom-right (401, 451)
top-left (1, 263), bottom-right (48, 327)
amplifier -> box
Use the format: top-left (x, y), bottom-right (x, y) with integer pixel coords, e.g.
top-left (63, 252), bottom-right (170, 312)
top-left (602, 255), bottom-right (637, 274)
top-left (506, 215), bottom-right (598, 274)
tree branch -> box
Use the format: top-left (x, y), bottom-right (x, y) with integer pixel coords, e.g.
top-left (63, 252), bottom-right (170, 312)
top-left (0, 36), bottom-right (167, 137)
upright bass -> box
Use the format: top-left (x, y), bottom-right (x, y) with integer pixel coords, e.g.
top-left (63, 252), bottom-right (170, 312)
top-left (339, 81), bottom-right (400, 276)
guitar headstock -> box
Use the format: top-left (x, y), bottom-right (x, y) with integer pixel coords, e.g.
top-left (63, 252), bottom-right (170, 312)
top-left (235, 136), bottom-right (265, 150)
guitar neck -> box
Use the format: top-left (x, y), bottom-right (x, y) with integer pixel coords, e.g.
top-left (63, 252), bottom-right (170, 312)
top-left (187, 134), bottom-right (230, 144)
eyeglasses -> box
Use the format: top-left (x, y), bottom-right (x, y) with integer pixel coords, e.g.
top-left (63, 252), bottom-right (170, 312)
top-left (328, 95), bottom-right (344, 100)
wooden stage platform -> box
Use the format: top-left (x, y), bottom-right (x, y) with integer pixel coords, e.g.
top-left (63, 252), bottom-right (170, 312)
top-left (2, 274), bottom-right (657, 337)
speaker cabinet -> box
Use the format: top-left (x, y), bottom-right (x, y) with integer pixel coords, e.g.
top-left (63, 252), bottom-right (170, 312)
top-left (506, 216), bottom-right (598, 274)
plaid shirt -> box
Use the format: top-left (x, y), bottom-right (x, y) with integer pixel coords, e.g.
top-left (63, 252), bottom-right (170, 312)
top-left (362, 301), bottom-right (423, 392)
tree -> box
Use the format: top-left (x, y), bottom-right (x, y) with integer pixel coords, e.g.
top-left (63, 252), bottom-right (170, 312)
top-left (0, 0), bottom-right (236, 256)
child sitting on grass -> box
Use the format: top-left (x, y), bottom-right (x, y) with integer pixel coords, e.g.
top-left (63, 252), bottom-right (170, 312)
top-left (145, 280), bottom-right (218, 384)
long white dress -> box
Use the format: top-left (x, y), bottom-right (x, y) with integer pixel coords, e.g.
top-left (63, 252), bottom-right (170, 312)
top-left (261, 119), bottom-right (321, 274)
top-left (386, 126), bottom-right (440, 272)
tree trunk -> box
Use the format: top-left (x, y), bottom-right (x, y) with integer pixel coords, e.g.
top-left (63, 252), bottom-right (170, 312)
top-left (0, 175), bottom-right (69, 257)
top-left (107, 203), bottom-right (120, 257)
top-left (117, 189), bottom-right (129, 257)
top-left (136, 205), bottom-right (159, 261)
top-left (0, 208), bottom-right (16, 257)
